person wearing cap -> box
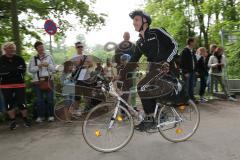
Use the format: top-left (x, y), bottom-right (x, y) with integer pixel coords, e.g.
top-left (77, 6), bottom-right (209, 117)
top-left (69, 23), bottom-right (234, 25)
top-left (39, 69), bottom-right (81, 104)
top-left (121, 10), bottom-right (178, 131)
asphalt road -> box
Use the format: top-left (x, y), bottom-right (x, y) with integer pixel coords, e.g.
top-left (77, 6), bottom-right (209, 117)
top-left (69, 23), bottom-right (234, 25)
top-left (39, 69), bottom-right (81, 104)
top-left (0, 98), bottom-right (240, 160)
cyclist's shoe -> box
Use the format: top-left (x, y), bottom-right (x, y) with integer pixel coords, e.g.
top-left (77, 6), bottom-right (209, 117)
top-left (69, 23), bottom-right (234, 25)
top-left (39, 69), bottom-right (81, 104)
top-left (135, 116), bottom-right (155, 132)
top-left (134, 121), bottom-right (147, 132)
top-left (135, 121), bottom-right (155, 132)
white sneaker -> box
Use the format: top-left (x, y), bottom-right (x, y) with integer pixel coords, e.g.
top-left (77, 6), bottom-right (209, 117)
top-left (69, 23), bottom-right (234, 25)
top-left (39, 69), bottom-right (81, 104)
top-left (48, 117), bottom-right (55, 122)
top-left (72, 109), bottom-right (82, 117)
top-left (228, 96), bottom-right (237, 102)
top-left (209, 96), bottom-right (217, 100)
top-left (36, 117), bottom-right (43, 123)
top-left (200, 97), bottom-right (208, 103)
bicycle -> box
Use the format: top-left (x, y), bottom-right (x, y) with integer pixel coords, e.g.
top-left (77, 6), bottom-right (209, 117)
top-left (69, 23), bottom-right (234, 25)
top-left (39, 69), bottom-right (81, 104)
top-left (54, 73), bottom-right (107, 122)
top-left (82, 72), bottom-right (200, 153)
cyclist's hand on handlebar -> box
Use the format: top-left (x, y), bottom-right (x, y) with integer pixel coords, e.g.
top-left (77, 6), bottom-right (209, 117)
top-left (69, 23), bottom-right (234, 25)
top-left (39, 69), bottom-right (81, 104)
top-left (161, 62), bottom-right (170, 74)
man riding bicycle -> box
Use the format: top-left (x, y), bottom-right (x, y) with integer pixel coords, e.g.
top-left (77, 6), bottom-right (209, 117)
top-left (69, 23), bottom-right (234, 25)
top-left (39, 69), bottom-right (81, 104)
top-left (121, 10), bottom-right (179, 131)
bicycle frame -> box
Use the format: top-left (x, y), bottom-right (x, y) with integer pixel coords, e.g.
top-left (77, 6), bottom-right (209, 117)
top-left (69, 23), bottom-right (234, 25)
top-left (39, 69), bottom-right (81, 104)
top-left (102, 81), bottom-right (141, 129)
top-left (156, 103), bottom-right (183, 128)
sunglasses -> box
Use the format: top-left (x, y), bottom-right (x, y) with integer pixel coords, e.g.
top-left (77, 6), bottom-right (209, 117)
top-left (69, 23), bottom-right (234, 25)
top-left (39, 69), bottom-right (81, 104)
top-left (76, 46), bottom-right (83, 48)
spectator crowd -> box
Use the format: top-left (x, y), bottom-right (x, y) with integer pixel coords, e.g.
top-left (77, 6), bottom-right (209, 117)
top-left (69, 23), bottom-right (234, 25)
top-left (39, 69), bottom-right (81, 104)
top-left (0, 33), bottom-right (237, 130)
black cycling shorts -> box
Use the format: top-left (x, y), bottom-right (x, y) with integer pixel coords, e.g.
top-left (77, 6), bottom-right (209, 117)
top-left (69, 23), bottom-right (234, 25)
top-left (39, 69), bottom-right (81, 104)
top-left (1, 88), bottom-right (27, 111)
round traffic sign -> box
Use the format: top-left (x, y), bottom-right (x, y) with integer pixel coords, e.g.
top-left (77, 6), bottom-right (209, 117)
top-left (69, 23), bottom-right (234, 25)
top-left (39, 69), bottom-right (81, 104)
top-left (44, 19), bottom-right (57, 35)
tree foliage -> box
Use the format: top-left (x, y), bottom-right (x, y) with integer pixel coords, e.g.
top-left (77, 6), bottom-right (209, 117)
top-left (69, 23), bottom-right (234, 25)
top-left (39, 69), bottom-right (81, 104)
top-left (0, 0), bottom-right (106, 54)
top-left (145, 0), bottom-right (240, 78)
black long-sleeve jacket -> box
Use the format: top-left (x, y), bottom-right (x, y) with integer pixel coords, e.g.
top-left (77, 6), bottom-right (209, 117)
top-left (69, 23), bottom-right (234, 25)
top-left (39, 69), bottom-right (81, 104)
top-left (180, 47), bottom-right (197, 74)
top-left (130, 27), bottom-right (178, 63)
top-left (120, 27), bottom-right (178, 80)
top-left (0, 55), bottom-right (26, 84)
top-left (196, 56), bottom-right (208, 77)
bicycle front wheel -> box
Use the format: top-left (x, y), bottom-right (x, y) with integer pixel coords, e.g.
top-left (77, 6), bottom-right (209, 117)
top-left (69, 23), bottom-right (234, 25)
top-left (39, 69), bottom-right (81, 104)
top-left (158, 100), bottom-right (200, 142)
top-left (82, 103), bottom-right (134, 153)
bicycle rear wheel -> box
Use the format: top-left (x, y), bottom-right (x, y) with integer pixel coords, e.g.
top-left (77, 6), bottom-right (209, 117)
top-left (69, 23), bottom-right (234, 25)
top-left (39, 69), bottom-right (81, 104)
top-left (54, 99), bottom-right (74, 122)
top-left (82, 103), bottom-right (134, 153)
top-left (158, 100), bottom-right (200, 142)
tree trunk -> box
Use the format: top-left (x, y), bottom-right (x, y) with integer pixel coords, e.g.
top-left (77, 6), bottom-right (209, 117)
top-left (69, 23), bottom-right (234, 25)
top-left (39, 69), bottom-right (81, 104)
top-left (203, 30), bottom-right (208, 49)
top-left (11, 0), bottom-right (21, 55)
top-left (192, 0), bottom-right (209, 48)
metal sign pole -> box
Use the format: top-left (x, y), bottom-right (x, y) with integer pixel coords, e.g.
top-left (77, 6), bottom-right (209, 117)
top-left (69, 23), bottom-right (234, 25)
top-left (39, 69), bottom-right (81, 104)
top-left (220, 29), bottom-right (230, 95)
top-left (50, 35), bottom-right (53, 55)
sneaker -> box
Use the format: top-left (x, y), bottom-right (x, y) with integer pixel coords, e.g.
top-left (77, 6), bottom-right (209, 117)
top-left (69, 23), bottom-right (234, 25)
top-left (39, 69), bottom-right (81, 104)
top-left (10, 121), bottom-right (17, 130)
top-left (203, 97), bottom-right (208, 102)
top-left (134, 116), bottom-right (154, 132)
top-left (134, 121), bottom-right (147, 132)
top-left (72, 109), bottom-right (82, 117)
top-left (36, 117), bottom-right (43, 123)
top-left (228, 96), bottom-right (237, 102)
top-left (209, 96), bottom-right (217, 100)
top-left (24, 120), bottom-right (31, 128)
top-left (200, 97), bottom-right (208, 103)
top-left (48, 116), bottom-right (55, 122)
top-left (65, 120), bottom-right (73, 123)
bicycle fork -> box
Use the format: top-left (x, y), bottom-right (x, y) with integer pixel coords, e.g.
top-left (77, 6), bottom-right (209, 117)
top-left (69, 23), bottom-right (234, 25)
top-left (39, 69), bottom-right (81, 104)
top-left (108, 101), bottom-right (121, 129)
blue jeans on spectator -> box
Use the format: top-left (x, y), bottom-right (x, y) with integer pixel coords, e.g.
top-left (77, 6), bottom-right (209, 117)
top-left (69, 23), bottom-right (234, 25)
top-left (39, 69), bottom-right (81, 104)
top-left (34, 85), bottom-right (54, 118)
top-left (184, 72), bottom-right (196, 101)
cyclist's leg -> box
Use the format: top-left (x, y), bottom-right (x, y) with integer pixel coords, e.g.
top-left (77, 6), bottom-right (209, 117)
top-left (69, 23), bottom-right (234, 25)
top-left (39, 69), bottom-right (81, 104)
top-left (140, 98), bottom-right (156, 115)
top-left (134, 98), bottom-right (156, 131)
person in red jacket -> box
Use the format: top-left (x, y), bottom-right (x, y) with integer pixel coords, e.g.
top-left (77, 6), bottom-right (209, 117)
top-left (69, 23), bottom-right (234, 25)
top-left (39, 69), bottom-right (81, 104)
top-left (0, 42), bottom-right (31, 130)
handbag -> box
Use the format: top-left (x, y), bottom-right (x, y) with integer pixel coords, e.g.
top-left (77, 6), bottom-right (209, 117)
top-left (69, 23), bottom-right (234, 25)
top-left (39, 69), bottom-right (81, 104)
top-left (38, 76), bottom-right (51, 91)
top-left (34, 56), bottom-right (52, 91)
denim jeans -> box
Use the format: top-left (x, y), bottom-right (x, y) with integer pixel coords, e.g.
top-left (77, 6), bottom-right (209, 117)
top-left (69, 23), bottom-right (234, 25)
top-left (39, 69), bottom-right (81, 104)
top-left (183, 72), bottom-right (196, 100)
top-left (33, 85), bottom-right (54, 118)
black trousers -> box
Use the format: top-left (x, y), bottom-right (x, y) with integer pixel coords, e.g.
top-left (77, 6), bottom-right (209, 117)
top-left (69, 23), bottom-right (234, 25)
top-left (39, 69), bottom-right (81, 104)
top-left (137, 69), bottom-right (165, 115)
top-left (199, 75), bottom-right (207, 97)
top-left (123, 63), bottom-right (177, 115)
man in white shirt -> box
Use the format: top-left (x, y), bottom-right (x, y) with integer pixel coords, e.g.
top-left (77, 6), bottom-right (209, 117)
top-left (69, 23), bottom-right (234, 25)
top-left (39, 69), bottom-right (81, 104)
top-left (71, 42), bottom-right (93, 81)
top-left (71, 42), bottom-right (95, 112)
